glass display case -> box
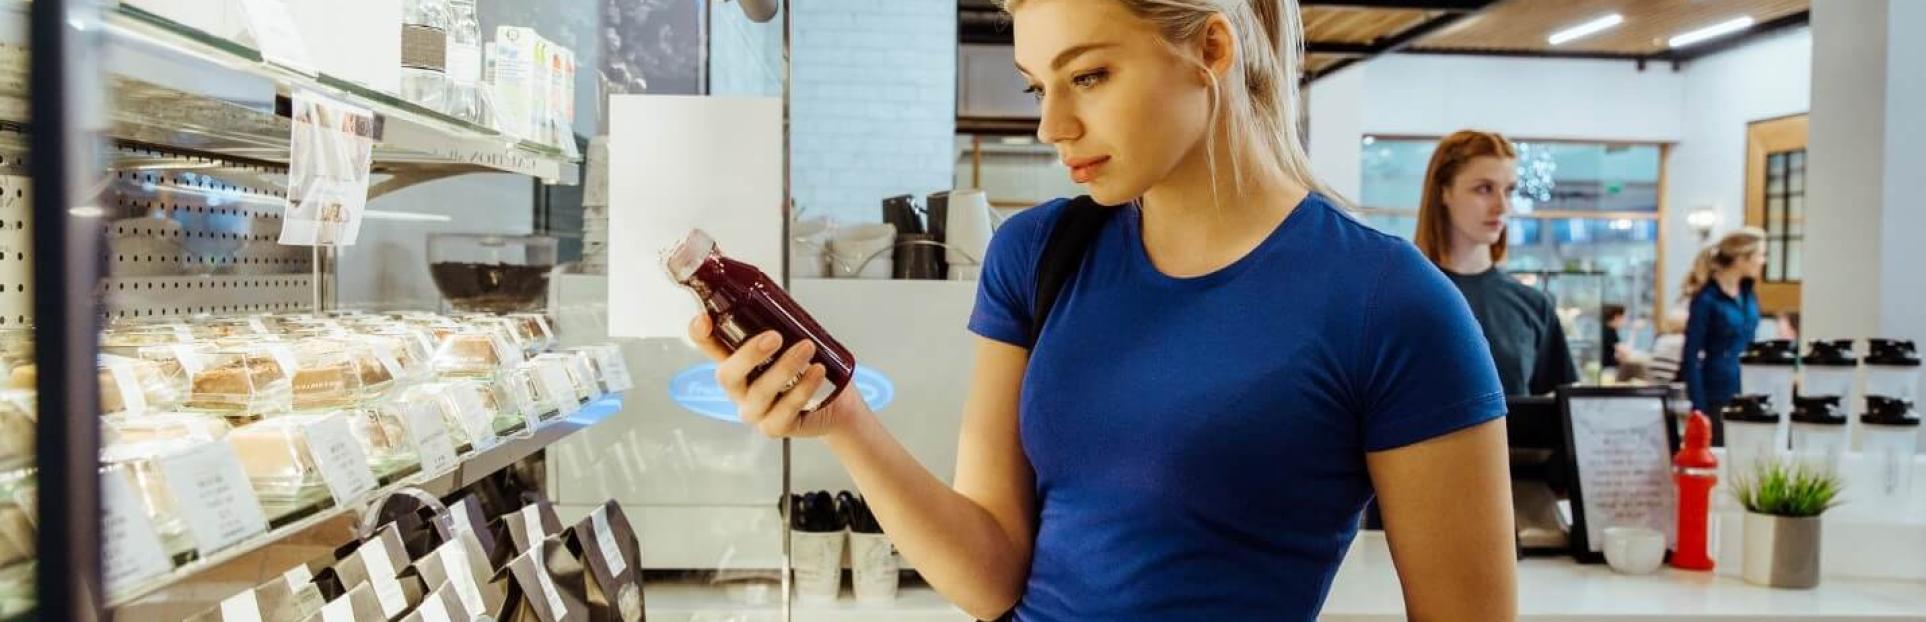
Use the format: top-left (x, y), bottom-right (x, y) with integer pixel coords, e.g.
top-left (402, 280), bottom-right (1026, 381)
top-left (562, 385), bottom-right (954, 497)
top-left (1511, 271), bottom-right (1608, 384)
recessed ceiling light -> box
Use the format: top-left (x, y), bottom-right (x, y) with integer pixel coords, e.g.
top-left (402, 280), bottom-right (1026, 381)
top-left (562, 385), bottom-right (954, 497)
top-left (1668, 16), bottom-right (1755, 48)
top-left (1548, 14), bottom-right (1624, 46)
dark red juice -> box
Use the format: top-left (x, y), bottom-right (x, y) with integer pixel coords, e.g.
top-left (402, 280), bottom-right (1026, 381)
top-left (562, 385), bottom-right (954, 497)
top-left (664, 230), bottom-right (856, 410)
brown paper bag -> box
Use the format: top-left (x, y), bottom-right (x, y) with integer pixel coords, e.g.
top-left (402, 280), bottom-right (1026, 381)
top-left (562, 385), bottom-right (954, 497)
top-left (299, 583), bottom-right (385, 622)
top-left (490, 537), bottom-right (589, 622)
top-left (563, 501), bottom-right (646, 622)
top-left (407, 528), bottom-right (506, 619)
top-left (493, 498), bottom-right (563, 562)
top-left (325, 524), bottom-right (424, 620)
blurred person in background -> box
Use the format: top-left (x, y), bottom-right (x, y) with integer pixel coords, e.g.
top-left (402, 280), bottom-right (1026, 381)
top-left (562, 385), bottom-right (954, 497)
top-left (1678, 228), bottom-right (1768, 416)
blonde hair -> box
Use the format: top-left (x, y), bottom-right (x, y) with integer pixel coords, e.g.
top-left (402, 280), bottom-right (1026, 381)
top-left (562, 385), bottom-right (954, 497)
top-left (1680, 227), bottom-right (1767, 299)
top-left (1412, 130), bottom-right (1517, 267)
top-left (998, 0), bottom-right (1337, 203)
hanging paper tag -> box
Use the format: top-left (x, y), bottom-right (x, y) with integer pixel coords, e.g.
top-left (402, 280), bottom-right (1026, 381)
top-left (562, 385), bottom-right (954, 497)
top-left (450, 497), bottom-right (476, 537)
top-left (520, 504), bottom-right (546, 551)
top-left (318, 595), bottom-right (354, 622)
top-left (361, 539), bottom-right (409, 617)
top-left (157, 442), bottom-right (271, 554)
top-left (302, 414), bottom-right (379, 505)
top-left (219, 588), bottom-right (264, 622)
top-left (281, 92), bottom-right (375, 247)
top-left (403, 401), bottom-right (460, 477)
top-left (102, 471), bottom-right (173, 596)
top-left (531, 555), bottom-right (570, 619)
top-left (284, 564), bottom-right (314, 591)
top-left (101, 355), bottom-right (148, 415)
top-left (417, 594), bottom-right (452, 622)
top-left (442, 542), bottom-right (486, 615)
top-left (237, 0), bottom-right (318, 75)
top-left (591, 505), bottom-right (628, 577)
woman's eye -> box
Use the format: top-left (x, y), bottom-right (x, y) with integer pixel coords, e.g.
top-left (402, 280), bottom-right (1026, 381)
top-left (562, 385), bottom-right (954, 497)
top-left (1071, 69), bottom-right (1108, 89)
top-left (1022, 85), bottom-right (1043, 101)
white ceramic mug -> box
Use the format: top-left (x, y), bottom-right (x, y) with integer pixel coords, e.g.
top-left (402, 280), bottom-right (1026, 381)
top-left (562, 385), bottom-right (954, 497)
top-left (1603, 526), bottom-right (1666, 575)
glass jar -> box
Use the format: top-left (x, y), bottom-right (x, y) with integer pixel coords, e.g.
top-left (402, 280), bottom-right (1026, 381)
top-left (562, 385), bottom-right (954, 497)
top-left (400, 0), bottom-right (452, 113)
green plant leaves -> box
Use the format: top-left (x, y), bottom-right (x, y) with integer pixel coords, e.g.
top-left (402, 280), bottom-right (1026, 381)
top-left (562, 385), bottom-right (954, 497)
top-left (1732, 458), bottom-right (1844, 517)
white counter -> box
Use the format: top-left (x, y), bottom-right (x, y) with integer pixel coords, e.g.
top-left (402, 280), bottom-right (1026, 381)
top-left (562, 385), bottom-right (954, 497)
top-left (643, 532), bottom-right (1926, 621)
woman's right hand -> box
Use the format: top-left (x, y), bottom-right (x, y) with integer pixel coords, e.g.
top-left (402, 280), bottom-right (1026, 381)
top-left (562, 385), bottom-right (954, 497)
top-left (688, 314), bottom-right (869, 439)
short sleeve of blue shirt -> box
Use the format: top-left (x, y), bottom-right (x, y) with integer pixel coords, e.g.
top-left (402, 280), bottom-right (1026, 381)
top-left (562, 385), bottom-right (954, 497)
top-left (962, 195), bottom-right (1506, 621)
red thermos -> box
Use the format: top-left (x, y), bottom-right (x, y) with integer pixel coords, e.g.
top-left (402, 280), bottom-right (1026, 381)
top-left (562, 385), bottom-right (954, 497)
top-left (1672, 410), bottom-right (1719, 570)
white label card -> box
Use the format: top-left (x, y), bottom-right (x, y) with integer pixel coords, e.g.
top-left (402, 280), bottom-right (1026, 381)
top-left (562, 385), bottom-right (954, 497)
top-left (520, 504), bottom-right (546, 551)
top-left (442, 543), bottom-right (486, 615)
top-left (318, 595), bottom-right (354, 622)
top-left (266, 345), bottom-right (299, 381)
top-left (361, 538), bottom-right (409, 617)
top-left (102, 355), bottom-right (147, 415)
top-left (157, 442), bottom-right (271, 554)
top-left (591, 506), bottom-right (629, 577)
top-left (220, 588), bottom-right (264, 622)
top-left (102, 472), bottom-right (173, 596)
top-left (595, 348), bottom-right (633, 392)
top-left (509, 377), bottom-right (542, 428)
top-left (451, 498), bottom-right (476, 536)
top-left (444, 386), bottom-right (496, 445)
top-left (418, 595), bottom-right (453, 622)
top-left (531, 555), bottom-right (570, 619)
top-left (402, 402), bottom-right (460, 477)
top-left (371, 341), bottom-right (405, 381)
top-left (537, 363), bottom-right (580, 417)
top-left (302, 414), bottom-right (379, 505)
top-left (238, 0), bottom-right (318, 75)
top-left (285, 564), bottom-right (313, 590)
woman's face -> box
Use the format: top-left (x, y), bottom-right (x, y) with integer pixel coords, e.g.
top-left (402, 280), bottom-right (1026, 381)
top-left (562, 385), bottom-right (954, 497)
top-left (1739, 246), bottom-right (1767, 279)
top-left (1010, 0), bottom-right (1216, 205)
top-left (1440, 156), bottom-right (1517, 248)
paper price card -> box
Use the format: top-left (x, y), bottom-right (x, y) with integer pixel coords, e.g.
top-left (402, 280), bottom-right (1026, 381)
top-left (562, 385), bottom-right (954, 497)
top-left (442, 542), bottom-right (486, 614)
top-left (402, 402), bottom-right (460, 477)
top-left (157, 441), bottom-right (271, 554)
top-left (595, 348), bottom-right (634, 392)
top-left (361, 539), bottom-right (409, 618)
top-left (301, 414), bottom-right (379, 505)
top-left (536, 363), bottom-right (580, 417)
top-left (443, 386), bottom-right (497, 446)
top-left (219, 589), bottom-right (264, 622)
top-left (591, 505), bottom-right (628, 577)
top-left (102, 471), bottom-right (172, 596)
top-left (238, 0), bottom-right (318, 75)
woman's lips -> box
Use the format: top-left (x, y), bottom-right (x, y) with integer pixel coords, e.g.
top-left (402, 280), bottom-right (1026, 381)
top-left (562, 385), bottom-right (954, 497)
top-left (1065, 156), bottom-right (1110, 183)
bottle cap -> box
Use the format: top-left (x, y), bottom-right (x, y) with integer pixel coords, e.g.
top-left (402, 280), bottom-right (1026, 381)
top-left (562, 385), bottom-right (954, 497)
top-left (1675, 410), bottom-right (1717, 469)
top-left (1720, 394), bottom-right (1779, 423)
top-left (1862, 396), bottom-right (1920, 427)
top-left (1802, 339), bottom-right (1858, 367)
top-left (1740, 339), bottom-right (1799, 365)
top-left (1791, 396), bottom-right (1848, 425)
top-left (1866, 339), bottom-right (1921, 367)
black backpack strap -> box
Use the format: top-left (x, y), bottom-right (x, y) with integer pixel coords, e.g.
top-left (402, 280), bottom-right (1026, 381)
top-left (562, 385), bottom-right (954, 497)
top-left (1028, 195), bottom-right (1115, 347)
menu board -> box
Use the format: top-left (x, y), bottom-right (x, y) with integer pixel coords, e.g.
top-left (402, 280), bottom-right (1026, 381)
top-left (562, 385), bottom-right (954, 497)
top-left (1560, 389), bottom-right (1679, 562)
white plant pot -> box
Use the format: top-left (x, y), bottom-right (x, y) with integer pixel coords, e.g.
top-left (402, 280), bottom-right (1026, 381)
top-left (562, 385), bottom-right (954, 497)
top-left (1742, 512), bottom-right (1822, 588)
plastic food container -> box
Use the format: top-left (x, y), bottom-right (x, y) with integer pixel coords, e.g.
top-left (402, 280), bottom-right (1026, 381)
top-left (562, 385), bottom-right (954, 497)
top-left (427, 234), bottom-right (557, 313)
top-left (101, 438), bottom-right (208, 553)
top-left (431, 328), bottom-right (519, 378)
top-left (532, 353), bottom-right (599, 403)
top-left (0, 392), bottom-right (31, 472)
top-left (348, 406), bottom-right (419, 477)
top-left (505, 313), bottom-right (555, 355)
top-left (185, 344), bottom-right (295, 418)
top-left (395, 383), bottom-right (488, 449)
top-left (226, 414), bottom-right (330, 501)
top-left (185, 315), bottom-right (277, 340)
top-left (0, 470), bottom-right (34, 569)
top-left (288, 339), bottom-right (397, 411)
top-left (97, 354), bottom-right (185, 415)
top-left (103, 412), bottom-right (231, 445)
top-left (356, 327), bottom-right (438, 384)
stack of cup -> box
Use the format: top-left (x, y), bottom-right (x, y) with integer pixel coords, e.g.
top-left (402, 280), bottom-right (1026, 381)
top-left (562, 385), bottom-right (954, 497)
top-left (1790, 396), bottom-right (1849, 473)
top-left (787, 492), bottom-right (846, 603)
top-left (1721, 395), bottom-right (1784, 477)
top-left (1863, 338), bottom-right (1920, 411)
top-left (1740, 340), bottom-right (1798, 441)
top-left (1800, 339), bottom-right (1859, 408)
top-left (790, 217), bottom-right (834, 279)
top-left (945, 189), bottom-right (994, 282)
top-left (838, 491), bottom-right (899, 604)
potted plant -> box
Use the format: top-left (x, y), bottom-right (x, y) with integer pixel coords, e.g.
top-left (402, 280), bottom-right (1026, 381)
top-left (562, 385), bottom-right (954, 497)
top-left (1734, 458), bottom-right (1844, 588)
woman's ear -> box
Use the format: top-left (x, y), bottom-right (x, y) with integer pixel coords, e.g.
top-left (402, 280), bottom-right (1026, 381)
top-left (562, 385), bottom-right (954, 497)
top-left (1198, 13), bottom-right (1237, 81)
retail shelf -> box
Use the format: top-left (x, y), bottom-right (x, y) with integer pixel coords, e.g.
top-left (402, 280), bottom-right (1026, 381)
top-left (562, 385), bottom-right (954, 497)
top-left (103, 393), bottom-right (625, 610)
top-left (0, 1), bottom-right (579, 185)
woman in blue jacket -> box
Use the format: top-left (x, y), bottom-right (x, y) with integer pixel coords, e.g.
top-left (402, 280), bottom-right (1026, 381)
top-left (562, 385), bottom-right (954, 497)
top-left (1679, 228), bottom-right (1768, 431)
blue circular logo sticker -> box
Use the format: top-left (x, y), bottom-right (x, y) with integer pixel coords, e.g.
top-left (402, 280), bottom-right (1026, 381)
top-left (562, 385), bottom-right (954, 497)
top-left (668, 363), bottom-right (896, 423)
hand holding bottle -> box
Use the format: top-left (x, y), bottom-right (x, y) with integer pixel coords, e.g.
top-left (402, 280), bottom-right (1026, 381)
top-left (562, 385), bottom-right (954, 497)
top-left (688, 315), bottom-right (869, 439)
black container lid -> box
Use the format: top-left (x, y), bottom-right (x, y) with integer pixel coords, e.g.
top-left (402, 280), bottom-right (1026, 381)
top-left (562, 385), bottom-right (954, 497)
top-left (1741, 339), bottom-right (1799, 365)
top-left (1721, 394), bottom-right (1780, 423)
top-left (1866, 338), bottom-right (1921, 367)
top-left (1791, 396), bottom-right (1848, 425)
top-left (1802, 339), bottom-right (1858, 367)
top-left (1862, 396), bottom-right (1921, 427)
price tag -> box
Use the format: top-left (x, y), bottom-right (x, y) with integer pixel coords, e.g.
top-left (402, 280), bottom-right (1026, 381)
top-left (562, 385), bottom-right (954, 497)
top-left (301, 414), bottom-right (379, 505)
top-left (441, 543), bottom-right (486, 615)
top-left (536, 363), bottom-right (580, 417)
top-left (101, 355), bottom-right (148, 415)
top-left (417, 594), bottom-right (453, 622)
top-left (361, 539), bottom-right (409, 618)
top-left (520, 504), bottom-right (546, 551)
top-left (102, 471), bottom-right (173, 596)
top-left (157, 442), bottom-right (270, 554)
top-left (171, 344), bottom-right (205, 376)
top-left (595, 348), bottom-right (633, 392)
top-left (450, 498), bottom-right (476, 536)
top-left (443, 386), bottom-right (496, 445)
top-left (237, 0), bottom-right (318, 75)
top-left (591, 506), bottom-right (628, 577)
top-left (530, 555), bottom-right (570, 619)
top-left (402, 401), bottom-right (460, 477)
top-left (220, 588), bottom-right (264, 622)
top-left (318, 595), bottom-right (354, 622)
top-left (266, 345), bottom-right (299, 381)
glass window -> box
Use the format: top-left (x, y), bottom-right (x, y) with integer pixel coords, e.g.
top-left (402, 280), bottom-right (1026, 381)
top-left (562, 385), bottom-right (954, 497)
top-left (1762, 147), bottom-right (1806, 284)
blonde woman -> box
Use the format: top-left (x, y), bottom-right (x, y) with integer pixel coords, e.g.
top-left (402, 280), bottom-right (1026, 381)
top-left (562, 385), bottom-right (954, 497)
top-left (689, 0), bottom-right (1516, 619)
top-left (1679, 228), bottom-right (1768, 422)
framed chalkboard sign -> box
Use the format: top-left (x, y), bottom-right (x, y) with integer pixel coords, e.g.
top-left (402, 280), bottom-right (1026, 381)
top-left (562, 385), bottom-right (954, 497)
top-left (1556, 385), bottom-right (1681, 564)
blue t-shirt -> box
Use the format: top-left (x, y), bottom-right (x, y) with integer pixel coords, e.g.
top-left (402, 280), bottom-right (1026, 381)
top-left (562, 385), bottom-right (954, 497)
top-left (967, 193), bottom-right (1506, 621)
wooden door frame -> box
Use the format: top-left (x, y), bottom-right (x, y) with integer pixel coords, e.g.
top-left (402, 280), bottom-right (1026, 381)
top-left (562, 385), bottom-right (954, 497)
top-left (1745, 113), bottom-right (1808, 315)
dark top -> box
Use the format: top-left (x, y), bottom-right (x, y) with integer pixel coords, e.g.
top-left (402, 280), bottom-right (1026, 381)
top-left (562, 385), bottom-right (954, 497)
top-left (1682, 279), bottom-right (1760, 414)
top-left (1602, 326), bottom-right (1622, 367)
top-left (968, 194), bottom-right (1506, 621)
top-left (1444, 268), bottom-right (1580, 396)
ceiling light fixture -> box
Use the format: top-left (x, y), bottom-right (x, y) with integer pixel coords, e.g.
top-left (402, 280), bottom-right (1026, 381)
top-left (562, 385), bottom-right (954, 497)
top-left (1668, 16), bottom-right (1755, 48)
top-left (1548, 14), bottom-right (1624, 46)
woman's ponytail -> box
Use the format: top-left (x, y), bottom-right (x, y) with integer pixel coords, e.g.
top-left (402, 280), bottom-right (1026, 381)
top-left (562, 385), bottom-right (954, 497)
top-left (1679, 227), bottom-right (1767, 300)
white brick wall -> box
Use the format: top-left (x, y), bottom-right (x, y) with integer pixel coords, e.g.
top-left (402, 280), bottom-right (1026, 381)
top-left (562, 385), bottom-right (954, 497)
top-left (791, 0), bottom-right (957, 224)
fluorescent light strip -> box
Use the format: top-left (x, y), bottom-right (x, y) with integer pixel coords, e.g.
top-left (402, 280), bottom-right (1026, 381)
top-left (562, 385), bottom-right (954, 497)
top-left (361, 209), bottom-right (454, 223)
top-left (1548, 14), bottom-right (1624, 46)
top-left (1668, 16), bottom-right (1755, 48)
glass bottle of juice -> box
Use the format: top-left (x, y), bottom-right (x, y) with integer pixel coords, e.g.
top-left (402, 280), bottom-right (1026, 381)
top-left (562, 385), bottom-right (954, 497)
top-left (665, 230), bottom-right (856, 410)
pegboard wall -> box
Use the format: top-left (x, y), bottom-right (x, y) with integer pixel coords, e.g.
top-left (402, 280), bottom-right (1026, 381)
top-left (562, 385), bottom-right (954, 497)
top-left (102, 144), bottom-right (315, 320)
top-left (0, 169), bottom-right (28, 328)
